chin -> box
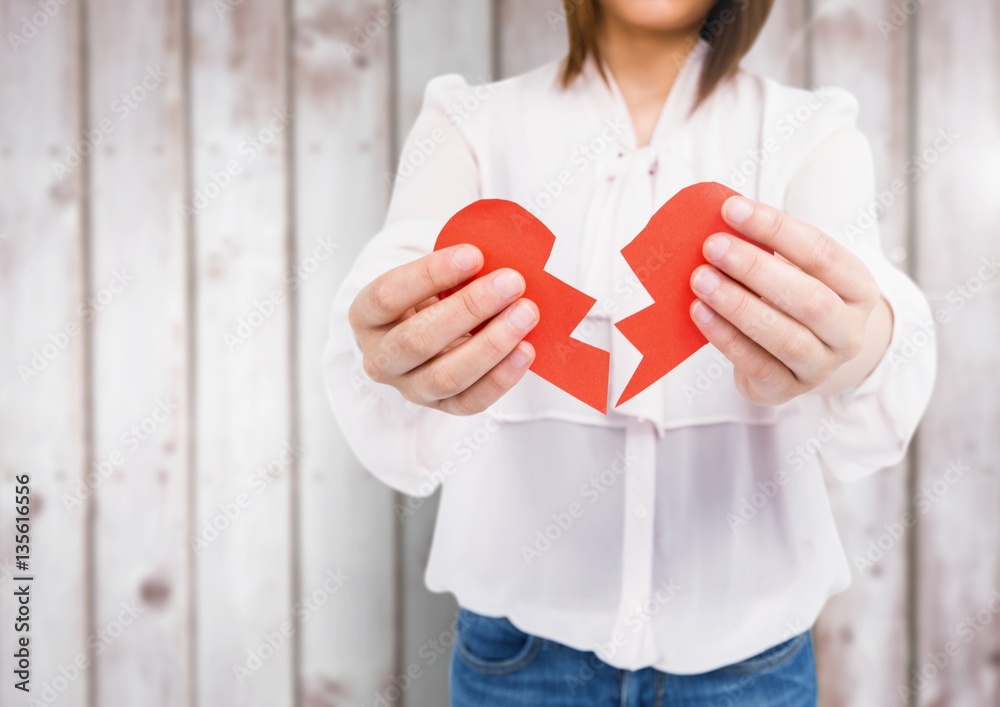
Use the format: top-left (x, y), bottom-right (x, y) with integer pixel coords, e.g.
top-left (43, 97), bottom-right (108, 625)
top-left (599, 0), bottom-right (717, 33)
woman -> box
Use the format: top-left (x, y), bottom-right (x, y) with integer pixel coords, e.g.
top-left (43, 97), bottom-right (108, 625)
top-left (325, 0), bottom-right (936, 704)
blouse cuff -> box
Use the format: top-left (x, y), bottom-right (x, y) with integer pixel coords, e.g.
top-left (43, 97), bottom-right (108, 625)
top-left (828, 266), bottom-right (905, 401)
top-left (815, 257), bottom-right (936, 481)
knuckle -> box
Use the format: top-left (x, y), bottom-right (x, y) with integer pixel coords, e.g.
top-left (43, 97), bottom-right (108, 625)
top-left (843, 329), bottom-right (866, 358)
top-left (368, 279), bottom-right (397, 318)
top-left (482, 365), bottom-right (513, 399)
top-left (779, 330), bottom-right (812, 363)
top-left (722, 324), bottom-right (749, 358)
top-left (736, 372), bottom-right (769, 405)
top-left (394, 327), bottom-right (427, 359)
top-left (420, 256), bottom-right (446, 293)
top-left (798, 289), bottom-right (830, 323)
top-left (742, 249), bottom-right (769, 283)
top-left (347, 297), bottom-right (364, 331)
top-left (457, 286), bottom-right (489, 322)
top-left (758, 363), bottom-right (788, 394)
top-left (362, 354), bottom-right (387, 383)
top-left (806, 234), bottom-right (838, 274)
top-left (773, 285), bottom-right (800, 313)
top-left (479, 325), bottom-right (512, 360)
top-left (425, 363), bottom-right (462, 400)
top-left (452, 394), bottom-right (485, 417)
top-left (760, 208), bottom-right (785, 241)
top-left (745, 351), bottom-right (776, 382)
top-left (398, 384), bottom-right (425, 407)
top-left (729, 292), bottom-right (758, 328)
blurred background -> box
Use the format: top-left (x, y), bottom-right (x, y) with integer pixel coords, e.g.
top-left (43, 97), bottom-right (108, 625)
top-left (0, 0), bottom-right (997, 706)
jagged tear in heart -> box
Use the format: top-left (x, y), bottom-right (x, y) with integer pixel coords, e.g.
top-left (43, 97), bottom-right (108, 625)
top-left (434, 199), bottom-right (611, 412)
top-left (433, 181), bottom-right (767, 414)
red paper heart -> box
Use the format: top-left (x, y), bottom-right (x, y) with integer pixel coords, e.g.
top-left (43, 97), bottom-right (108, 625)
top-left (615, 182), bottom-right (764, 405)
top-left (432, 182), bottom-right (766, 413)
top-left (434, 199), bottom-right (611, 413)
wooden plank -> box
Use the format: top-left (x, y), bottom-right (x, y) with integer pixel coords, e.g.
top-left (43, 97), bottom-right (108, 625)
top-left (0, 0), bottom-right (89, 705)
top-left (913, 0), bottom-right (1000, 705)
top-left (188, 0), bottom-right (294, 704)
top-left (84, 0), bottom-right (191, 704)
top-left (394, 3), bottom-right (493, 706)
top-left (498, 0), bottom-right (567, 77)
top-left (292, 1), bottom-right (397, 705)
top-left (396, 0), bottom-right (493, 145)
top-left (809, 1), bottom-right (912, 704)
top-left (742, 0), bottom-right (808, 87)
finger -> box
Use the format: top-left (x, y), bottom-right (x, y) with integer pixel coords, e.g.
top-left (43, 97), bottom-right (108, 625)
top-left (689, 300), bottom-right (800, 405)
top-left (375, 268), bottom-right (528, 378)
top-left (402, 299), bottom-right (539, 402)
top-left (721, 196), bottom-right (878, 304)
top-left (350, 244), bottom-right (483, 329)
top-left (438, 341), bottom-right (536, 416)
top-left (398, 296), bottom-right (438, 324)
top-left (691, 264), bottom-right (831, 382)
top-left (703, 232), bottom-right (854, 351)
top-left (413, 296), bottom-right (439, 314)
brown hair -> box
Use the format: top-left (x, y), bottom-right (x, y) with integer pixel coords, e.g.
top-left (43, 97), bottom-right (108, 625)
top-left (560, 0), bottom-right (775, 108)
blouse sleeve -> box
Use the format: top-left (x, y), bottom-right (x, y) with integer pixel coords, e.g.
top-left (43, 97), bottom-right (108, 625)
top-left (783, 124), bottom-right (937, 481)
top-left (323, 74), bottom-right (493, 497)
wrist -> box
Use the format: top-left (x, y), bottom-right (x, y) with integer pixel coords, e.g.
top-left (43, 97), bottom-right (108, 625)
top-left (813, 296), bottom-right (893, 397)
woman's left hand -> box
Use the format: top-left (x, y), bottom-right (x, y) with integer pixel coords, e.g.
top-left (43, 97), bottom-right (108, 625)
top-left (689, 195), bottom-right (885, 406)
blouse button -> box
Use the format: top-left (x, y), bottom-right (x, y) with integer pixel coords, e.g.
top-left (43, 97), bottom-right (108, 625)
top-left (633, 503), bottom-right (649, 519)
top-left (630, 600), bottom-right (643, 614)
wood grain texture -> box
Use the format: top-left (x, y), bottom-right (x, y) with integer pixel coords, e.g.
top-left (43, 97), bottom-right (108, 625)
top-left (396, 0), bottom-right (493, 146)
top-left (914, 0), bottom-right (1000, 705)
top-left (188, 0), bottom-right (294, 704)
top-left (498, 0), bottom-right (567, 78)
top-left (85, 0), bottom-right (191, 704)
top-left (293, 1), bottom-right (397, 705)
top-left (394, 3), bottom-right (493, 706)
top-left (0, 1), bottom-right (89, 705)
top-left (810, 1), bottom-right (912, 704)
top-left (742, 0), bottom-right (808, 86)
top-left (2, 3), bottom-right (998, 707)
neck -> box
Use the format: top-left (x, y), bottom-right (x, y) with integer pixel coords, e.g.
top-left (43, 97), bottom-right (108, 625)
top-left (597, 17), bottom-right (703, 103)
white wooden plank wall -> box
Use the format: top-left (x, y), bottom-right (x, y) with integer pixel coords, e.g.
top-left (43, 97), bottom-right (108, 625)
top-left (913, 2), bottom-right (1000, 706)
top-left (87, 0), bottom-right (190, 704)
top-left (0, 1), bottom-right (996, 706)
top-left (809, 2), bottom-right (911, 704)
top-left (188, 0), bottom-right (294, 705)
top-left (0, 1), bottom-right (89, 706)
top-left (294, 2), bottom-right (395, 706)
top-left (394, 3), bottom-right (493, 706)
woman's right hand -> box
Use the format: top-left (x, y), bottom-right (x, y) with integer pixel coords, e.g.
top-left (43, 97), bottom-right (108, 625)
top-left (347, 244), bottom-right (539, 415)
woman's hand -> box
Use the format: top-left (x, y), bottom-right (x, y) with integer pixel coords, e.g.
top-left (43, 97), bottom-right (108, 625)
top-left (689, 196), bottom-right (892, 406)
top-left (348, 244), bottom-right (539, 415)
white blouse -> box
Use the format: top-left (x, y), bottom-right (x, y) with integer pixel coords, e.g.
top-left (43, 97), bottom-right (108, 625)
top-left (324, 39), bottom-right (936, 673)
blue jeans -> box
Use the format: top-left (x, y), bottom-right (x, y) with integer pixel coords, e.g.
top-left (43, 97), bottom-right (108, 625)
top-left (450, 608), bottom-right (817, 706)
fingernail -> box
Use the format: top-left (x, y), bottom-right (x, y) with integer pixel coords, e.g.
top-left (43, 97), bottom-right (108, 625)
top-left (705, 235), bottom-right (731, 262)
top-left (692, 300), bottom-right (716, 325)
top-left (452, 245), bottom-right (481, 271)
top-left (507, 301), bottom-right (537, 331)
top-left (493, 270), bottom-right (525, 298)
top-left (724, 197), bottom-right (754, 224)
top-left (692, 267), bottom-right (721, 295)
top-left (509, 344), bottom-right (533, 368)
